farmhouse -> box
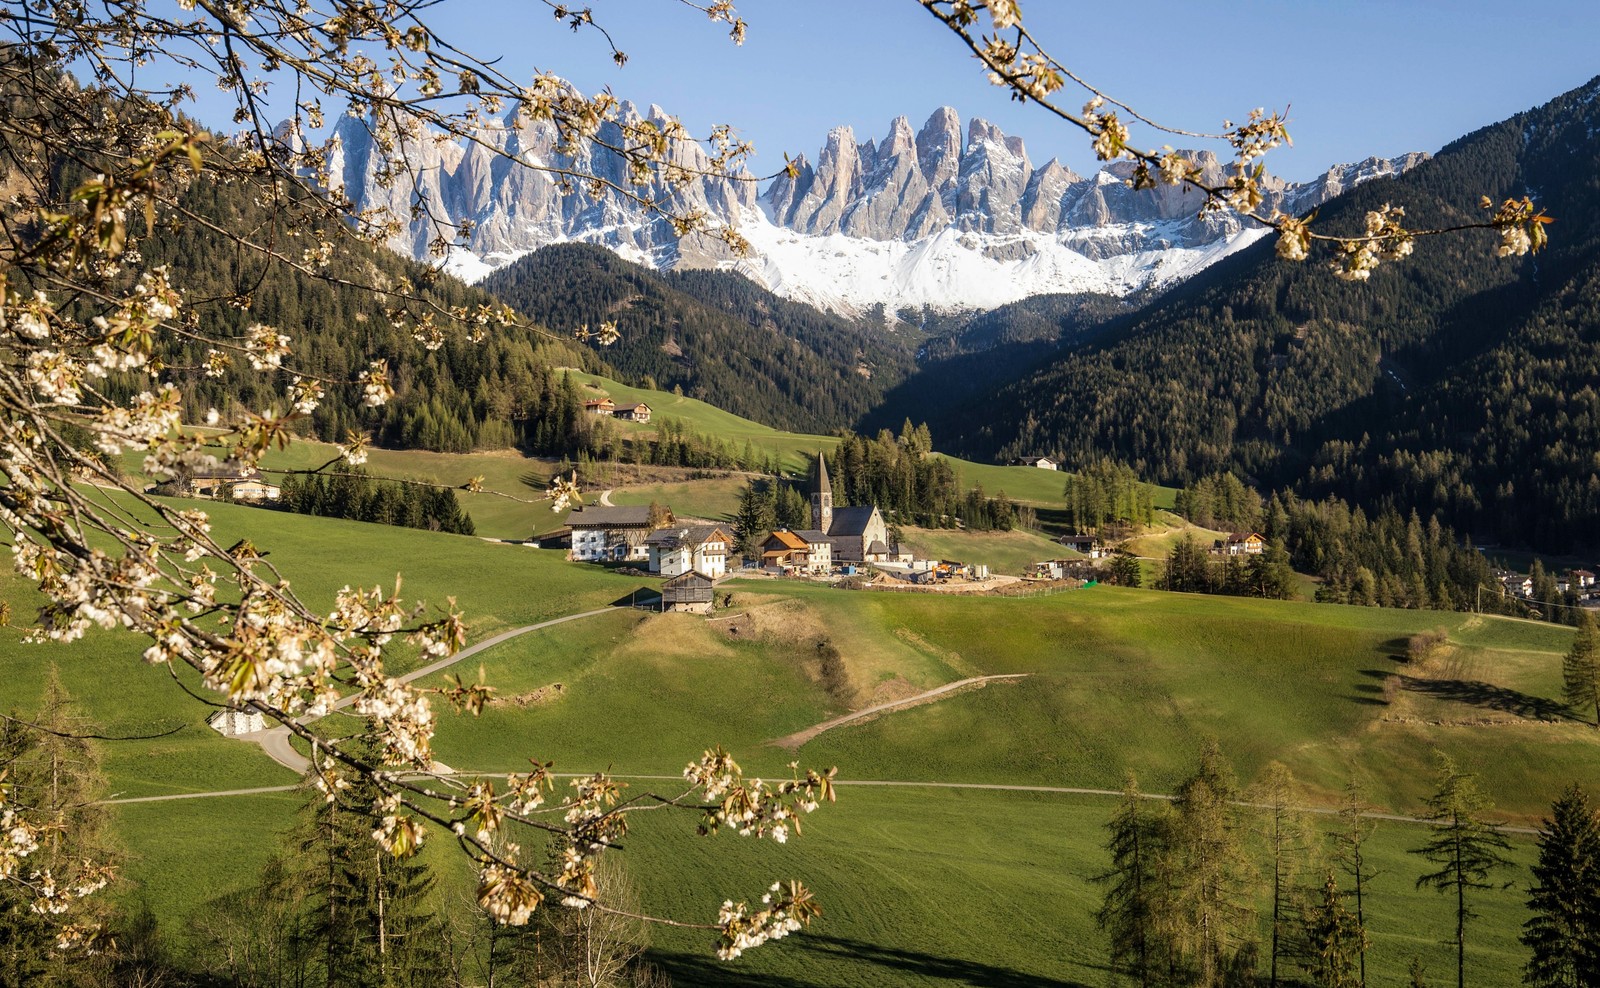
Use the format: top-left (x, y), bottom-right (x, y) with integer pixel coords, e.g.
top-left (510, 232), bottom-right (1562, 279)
top-left (1571, 568), bottom-right (1595, 589)
top-left (761, 528), bottom-right (832, 575)
top-left (645, 524), bottom-right (730, 579)
top-left (1216, 532), bottom-right (1265, 556)
top-left (567, 504), bottom-right (668, 562)
top-left (183, 462), bottom-right (280, 502)
top-left (1012, 455), bottom-right (1058, 470)
top-left (1059, 534), bottom-right (1108, 558)
top-left (611, 402), bottom-right (652, 423)
top-left (583, 398), bottom-right (615, 415)
top-left (808, 453), bottom-right (891, 564)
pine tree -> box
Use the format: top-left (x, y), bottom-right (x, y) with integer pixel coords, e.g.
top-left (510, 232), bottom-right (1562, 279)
top-left (1412, 753), bottom-right (1514, 988)
top-left (1561, 610), bottom-right (1600, 728)
top-left (1520, 783), bottom-right (1600, 987)
top-left (1299, 870), bottom-right (1366, 988)
top-left (1095, 774), bottom-right (1170, 986)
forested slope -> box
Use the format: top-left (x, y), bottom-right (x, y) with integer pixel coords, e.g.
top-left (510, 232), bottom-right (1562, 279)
top-left (943, 75), bottom-right (1600, 553)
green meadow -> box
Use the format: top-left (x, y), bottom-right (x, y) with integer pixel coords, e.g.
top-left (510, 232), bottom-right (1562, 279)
top-left (3, 503), bottom-right (1592, 986)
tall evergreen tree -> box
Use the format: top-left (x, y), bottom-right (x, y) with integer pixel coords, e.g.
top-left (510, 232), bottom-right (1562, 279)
top-left (1520, 783), bottom-right (1600, 988)
top-left (1299, 870), bottom-right (1366, 988)
top-left (1412, 753), bottom-right (1514, 988)
top-left (1561, 611), bottom-right (1600, 728)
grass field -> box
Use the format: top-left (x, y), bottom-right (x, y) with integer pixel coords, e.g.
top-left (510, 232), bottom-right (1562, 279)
top-left (5, 505), bottom-right (1592, 986)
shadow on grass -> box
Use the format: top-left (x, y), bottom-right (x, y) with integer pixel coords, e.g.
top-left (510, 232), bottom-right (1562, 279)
top-left (1399, 676), bottom-right (1568, 719)
top-left (653, 935), bottom-right (1095, 987)
top-left (1346, 670), bottom-right (1391, 706)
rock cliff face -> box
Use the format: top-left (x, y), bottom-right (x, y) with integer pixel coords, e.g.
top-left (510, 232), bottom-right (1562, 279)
top-left (325, 97), bottom-right (1424, 313)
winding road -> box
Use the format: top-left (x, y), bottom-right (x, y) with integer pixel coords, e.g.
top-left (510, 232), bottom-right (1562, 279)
top-left (238, 606), bottom-right (615, 774)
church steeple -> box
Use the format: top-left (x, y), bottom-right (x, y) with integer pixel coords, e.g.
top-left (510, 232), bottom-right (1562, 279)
top-left (809, 451), bottom-right (833, 533)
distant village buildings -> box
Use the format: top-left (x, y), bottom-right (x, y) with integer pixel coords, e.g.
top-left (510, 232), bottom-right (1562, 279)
top-left (1011, 455), bottom-right (1058, 470)
top-left (582, 398), bottom-right (652, 423)
top-left (173, 462), bottom-right (280, 502)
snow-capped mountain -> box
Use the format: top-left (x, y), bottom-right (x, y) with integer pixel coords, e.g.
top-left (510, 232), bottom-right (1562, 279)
top-left (325, 97), bottom-right (1425, 314)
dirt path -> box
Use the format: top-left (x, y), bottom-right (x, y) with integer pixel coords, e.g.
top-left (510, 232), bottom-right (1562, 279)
top-left (100, 772), bottom-right (1537, 834)
top-left (598, 489), bottom-right (614, 506)
top-left (770, 674), bottom-right (1031, 750)
top-left (239, 606), bottom-right (615, 775)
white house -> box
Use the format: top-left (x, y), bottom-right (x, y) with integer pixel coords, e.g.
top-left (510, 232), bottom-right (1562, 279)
top-left (645, 524), bottom-right (730, 579)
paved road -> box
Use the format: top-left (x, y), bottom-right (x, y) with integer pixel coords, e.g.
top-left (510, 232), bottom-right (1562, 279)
top-left (771, 674), bottom-right (1031, 749)
top-left (240, 606), bottom-right (615, 774)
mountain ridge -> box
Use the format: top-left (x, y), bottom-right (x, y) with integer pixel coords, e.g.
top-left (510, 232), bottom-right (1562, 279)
top-left (324, 95), bottom-right (1423, 314)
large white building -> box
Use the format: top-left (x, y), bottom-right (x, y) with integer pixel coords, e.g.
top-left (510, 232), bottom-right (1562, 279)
top-left (645, 524), bottom-right (731, 579)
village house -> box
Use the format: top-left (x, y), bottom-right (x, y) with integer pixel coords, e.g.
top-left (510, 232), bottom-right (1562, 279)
top-left (1012, 455), bottom-right (1058, 470)
top-left (661, 571), bottom-right (716, 614)
top-left (583, 398), bottom-right (616, 415)
top-left (567, 504), bottom-right (668, 562)
top-left (808, 453), bottom-right (892, 564)
top-left (611, 402), bottom-right (652, 423)
top-left (1570, 568), bottom-right (1595, 589)
top-left (1059, 534), bottom-right (1108, 558)
top-left (1214, 532), bottom-right (1266, 556)
top-left (183, 462), bottom-right (281, 502)
top-left (1505, 575), bottom-right (1534, 597)
top-left (760, 528), bottom-right (832, 575)
top-left (645, 524), bottom-right (730, 579)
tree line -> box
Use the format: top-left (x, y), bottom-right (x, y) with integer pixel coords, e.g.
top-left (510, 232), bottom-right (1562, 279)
top-left (825, 425), bottom-right (1027, 533)
top-left (1096, 739), bottom-right (1599, 988)
top-left (274, 470), bottom-right (476, 537)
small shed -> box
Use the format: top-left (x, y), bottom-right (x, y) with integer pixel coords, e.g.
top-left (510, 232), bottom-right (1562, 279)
top-left (662, 572), bottom-right (715, 614)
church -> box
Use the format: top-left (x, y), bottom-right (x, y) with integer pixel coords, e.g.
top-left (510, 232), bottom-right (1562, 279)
top-left (808, 452), bottom-right (892, 564)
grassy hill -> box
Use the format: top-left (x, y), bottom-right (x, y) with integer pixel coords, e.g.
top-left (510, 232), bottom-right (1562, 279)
top-left (9, 499), bottom-right (1589, 986)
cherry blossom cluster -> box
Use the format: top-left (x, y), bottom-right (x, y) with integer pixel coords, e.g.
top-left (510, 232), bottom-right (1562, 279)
top-left (715, 881), bottom-right (820, 960)
top-left (684, 748), bottom-right (837, 843)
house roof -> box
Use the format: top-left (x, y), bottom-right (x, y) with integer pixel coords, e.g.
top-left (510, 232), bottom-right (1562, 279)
top-left (1573, 569), bottom-right (1595, 578)
top-left (828, 506), bottom-right (879, 536)
top-left (568, 505), bottom-right (655, 528)
top-left (646, 524), bottom-right (728, 549)
top-left (792, 529), bottom-right (830, 545)
top-left (613, 402), bottom-right (651, 413)
top-left (764, 530), bottom-right (808, 552)
top-left (663, 571), bottom-right (715, 590)
top-left (1226, 532), bottom-right (1264, 543)
top-left (866, 540), bottom-right (889, 555)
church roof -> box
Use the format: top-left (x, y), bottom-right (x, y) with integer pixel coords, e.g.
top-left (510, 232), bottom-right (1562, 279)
top-left (808, 451), bottom-right (831, 496)
top-left (828, 506), bottom-right (879, 536)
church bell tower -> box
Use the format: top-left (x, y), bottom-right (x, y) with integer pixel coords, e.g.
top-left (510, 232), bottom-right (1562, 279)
top-left (810, 451), bottom-right (833, 533)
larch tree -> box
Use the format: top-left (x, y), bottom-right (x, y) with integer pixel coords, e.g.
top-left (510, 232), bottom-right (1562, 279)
top-left (1411, 753), bottom-right (1514, 988)
top-left (1330, 781), bottom-right (1377, 987)
top-left (1167, 739), bottom-right (1258, 988)
top-left (1094, 773), bottom-right (1171, 987)
top-left (1251, 761), bottom-right (1315, 988)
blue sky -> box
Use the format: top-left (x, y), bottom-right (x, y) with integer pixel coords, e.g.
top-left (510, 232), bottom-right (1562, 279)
top-left (179, 0), bottom-right (1600, 183)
